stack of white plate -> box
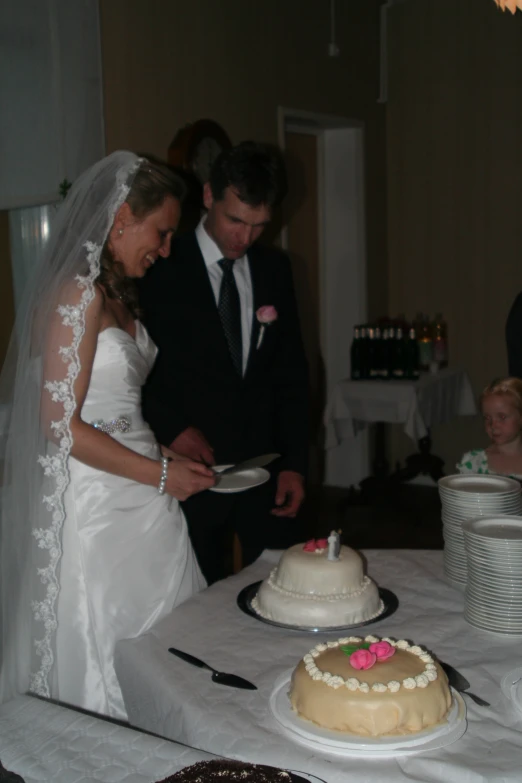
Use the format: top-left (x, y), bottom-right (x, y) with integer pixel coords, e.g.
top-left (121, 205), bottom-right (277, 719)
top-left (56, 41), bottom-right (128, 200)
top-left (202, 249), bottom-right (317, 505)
top-left (438, 475), bottom-right (522, 587)
top-left (462, 516), bottom-right (522, 635)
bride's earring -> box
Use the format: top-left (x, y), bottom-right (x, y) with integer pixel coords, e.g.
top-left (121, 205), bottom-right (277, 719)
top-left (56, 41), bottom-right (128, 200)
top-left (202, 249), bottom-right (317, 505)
top-left (118, 228), bottom-right (124, 236)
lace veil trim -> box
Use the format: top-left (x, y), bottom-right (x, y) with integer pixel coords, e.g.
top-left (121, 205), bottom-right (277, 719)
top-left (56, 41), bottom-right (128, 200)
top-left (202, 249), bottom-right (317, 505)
top-left (26, 168), bottom-right (138, 697)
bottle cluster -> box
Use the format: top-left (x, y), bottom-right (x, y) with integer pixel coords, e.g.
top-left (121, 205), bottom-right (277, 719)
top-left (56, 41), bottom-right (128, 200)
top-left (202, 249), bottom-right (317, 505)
top-left (350, 314), bottom-right (448, 382)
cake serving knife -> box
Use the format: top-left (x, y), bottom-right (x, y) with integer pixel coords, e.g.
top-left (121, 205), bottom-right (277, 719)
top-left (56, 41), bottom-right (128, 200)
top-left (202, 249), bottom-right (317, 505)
top-left (217, 453), bottom-right (280, 476)
top-left (440, 661), bottom-right (490, 707)
top-left (168, 647), bottom-right (257, 690)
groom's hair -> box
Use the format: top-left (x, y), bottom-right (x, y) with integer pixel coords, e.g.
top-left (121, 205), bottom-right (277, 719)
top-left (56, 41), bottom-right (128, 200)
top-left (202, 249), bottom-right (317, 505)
top-left (209, 141), bottom-right (287, 208)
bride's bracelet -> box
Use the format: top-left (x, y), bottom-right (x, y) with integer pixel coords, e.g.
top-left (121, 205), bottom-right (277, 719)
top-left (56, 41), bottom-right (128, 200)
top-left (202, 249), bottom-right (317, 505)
top-left (158, 456), bottom-right (169, 495)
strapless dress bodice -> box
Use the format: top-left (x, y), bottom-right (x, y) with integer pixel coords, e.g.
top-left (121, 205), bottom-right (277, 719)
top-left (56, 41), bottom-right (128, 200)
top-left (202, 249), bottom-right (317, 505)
top-left (81, 320), bottom-right (157, 425)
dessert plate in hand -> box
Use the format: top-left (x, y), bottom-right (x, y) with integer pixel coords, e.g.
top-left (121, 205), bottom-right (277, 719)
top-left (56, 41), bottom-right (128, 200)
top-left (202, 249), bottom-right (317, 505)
top-left (269, 671), bottom-right (467, 758)
top-left (210, 465), bottom-right (270, 493)
top-left (237, 581), bottom-right (398, 632)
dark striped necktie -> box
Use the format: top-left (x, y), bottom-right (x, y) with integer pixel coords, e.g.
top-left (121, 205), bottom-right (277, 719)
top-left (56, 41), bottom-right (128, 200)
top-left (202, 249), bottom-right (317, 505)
top-left (218, 258), bottom-right (242, 375)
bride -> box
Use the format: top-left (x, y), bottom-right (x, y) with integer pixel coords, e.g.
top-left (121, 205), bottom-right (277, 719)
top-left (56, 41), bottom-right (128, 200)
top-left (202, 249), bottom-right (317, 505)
top-left (0, 151), bottom-right (215, 719)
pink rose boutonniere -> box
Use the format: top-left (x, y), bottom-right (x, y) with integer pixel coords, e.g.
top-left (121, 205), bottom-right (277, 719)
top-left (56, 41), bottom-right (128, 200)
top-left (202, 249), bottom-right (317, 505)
top-left (256, 305), bottom-right (278, 349)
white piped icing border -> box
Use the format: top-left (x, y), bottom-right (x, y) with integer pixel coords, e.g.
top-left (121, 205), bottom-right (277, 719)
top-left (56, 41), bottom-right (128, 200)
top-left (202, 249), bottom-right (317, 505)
top-left (267, 569), bottom-right (374, 600)
top-left (303, 636), bottom-right (438, 693)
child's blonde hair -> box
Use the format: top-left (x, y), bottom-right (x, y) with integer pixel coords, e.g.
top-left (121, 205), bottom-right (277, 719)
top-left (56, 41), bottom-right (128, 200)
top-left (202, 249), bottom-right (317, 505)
top-left (480, 377), bottom-right (522, 416)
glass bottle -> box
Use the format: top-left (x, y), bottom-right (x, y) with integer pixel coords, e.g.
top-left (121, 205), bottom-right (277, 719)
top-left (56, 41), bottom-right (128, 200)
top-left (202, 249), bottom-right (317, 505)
top-left (406, 327), bottom-right (420, 380)
top-left (380, 327), bottom-right (390, 380)
top-left (367, 327), bottom-right (378, 380)
top-left (433, 312), bottom-right (448, 368)
top-left (392, 326), bottom-right (407, 379)
top-left (359, 325), bottom-right (369, 379)
top-left (373, 326), bottom-right (382, 380)
top-left (388, 325), bottom-right (396, 379)
top-left (418, 316), bottom-right (433, 371)
top-left (350, 325), bottom-right (362, 380)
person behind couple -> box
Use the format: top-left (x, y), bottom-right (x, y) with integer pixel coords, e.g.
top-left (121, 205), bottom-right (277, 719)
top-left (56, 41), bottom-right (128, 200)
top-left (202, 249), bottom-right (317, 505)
top-left (139, 141), bottom-right (309, 585)
top-left (0, 151), bottom-right (215, 719)
top-left (457, 377), bottom-right (522, 480)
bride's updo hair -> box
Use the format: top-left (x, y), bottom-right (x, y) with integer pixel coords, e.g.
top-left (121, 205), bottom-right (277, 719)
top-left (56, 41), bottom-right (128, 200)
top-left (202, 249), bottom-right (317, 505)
top-left (480, 377), bottom-right (522, 416)
top-left (99, 156), bottom-right (186, 315)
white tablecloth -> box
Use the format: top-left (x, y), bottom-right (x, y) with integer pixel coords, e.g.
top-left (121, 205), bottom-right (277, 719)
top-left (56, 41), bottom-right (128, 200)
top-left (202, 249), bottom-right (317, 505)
top-left (324, 367), bottom-right (477, 447)
top-left (115, 550), bottom-right (522, 783)
top-left (0, 694), bottom-right (217, 782)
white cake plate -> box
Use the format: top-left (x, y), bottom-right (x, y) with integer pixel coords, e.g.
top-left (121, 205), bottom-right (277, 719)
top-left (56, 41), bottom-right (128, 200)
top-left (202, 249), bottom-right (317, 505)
top-left (269, 671), bottom-right (467, 759)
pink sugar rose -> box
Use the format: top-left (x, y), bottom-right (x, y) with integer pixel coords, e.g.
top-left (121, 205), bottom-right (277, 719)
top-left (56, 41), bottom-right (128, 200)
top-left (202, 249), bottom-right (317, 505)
top-left (369, 641), bottom-right (395, 661)
top-left (350, 649), bottom-right (377, 670)
top-left (303, 538), bottom-right (328, 552)
top-left (256, 305), bottom-right (278, 324)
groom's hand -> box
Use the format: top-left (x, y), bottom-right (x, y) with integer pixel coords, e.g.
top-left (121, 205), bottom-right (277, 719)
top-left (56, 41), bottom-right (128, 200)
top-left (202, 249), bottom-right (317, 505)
top-left (170, 427), bottom-right (215, 466)
top-left (271, 471), bottom-right (305, 517)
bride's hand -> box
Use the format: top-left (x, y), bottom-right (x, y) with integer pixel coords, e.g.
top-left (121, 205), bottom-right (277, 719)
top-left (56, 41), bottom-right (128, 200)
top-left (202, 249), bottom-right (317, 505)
top-left (164, 458), bottom-right (216, 500)
top-left (160, 445), bottom-right (186, 462)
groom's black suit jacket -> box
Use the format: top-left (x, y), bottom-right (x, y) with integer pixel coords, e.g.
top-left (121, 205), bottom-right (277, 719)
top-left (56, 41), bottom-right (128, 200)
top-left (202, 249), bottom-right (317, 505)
top-left (138, 231), bottom-right (309, 480)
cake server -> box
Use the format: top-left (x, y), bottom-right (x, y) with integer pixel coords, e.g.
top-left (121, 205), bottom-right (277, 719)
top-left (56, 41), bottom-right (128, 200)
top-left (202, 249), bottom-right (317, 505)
top-left (217, 453), bottom-right (280, 476)
top-left (168, 647), bottom-right (257, 690)
top-left (440, 661), bottom-right (490, 707)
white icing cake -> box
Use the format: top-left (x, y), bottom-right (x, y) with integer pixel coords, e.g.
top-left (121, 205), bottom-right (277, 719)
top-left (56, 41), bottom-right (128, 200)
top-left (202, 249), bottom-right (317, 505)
top-left (252, 540), bottom-right (382, 627)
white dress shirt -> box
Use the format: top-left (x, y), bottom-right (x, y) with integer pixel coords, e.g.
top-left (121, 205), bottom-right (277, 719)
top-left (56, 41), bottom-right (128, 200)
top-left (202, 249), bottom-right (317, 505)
top-left (196, 217), bottom-right (253, 375)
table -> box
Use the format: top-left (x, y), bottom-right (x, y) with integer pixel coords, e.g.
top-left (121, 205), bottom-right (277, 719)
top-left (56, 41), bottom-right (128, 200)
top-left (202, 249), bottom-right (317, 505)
top-left (0, 694), bottom-right (218, 782)
top-left (115, 550), bottom-right (522, 783)
top-left (324, 367), bottom-right (477, 480)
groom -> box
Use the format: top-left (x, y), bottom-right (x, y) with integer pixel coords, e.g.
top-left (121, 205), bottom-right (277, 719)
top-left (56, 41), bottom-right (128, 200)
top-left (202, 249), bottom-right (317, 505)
top-left (139, 141), bottom-right (309, 584)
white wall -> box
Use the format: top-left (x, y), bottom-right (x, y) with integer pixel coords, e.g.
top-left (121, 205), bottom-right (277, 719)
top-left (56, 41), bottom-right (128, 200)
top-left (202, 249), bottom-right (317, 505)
top-left (322, 127), bottom-right (369, 487)
top-left (0, 0), bottom-right (104, 210)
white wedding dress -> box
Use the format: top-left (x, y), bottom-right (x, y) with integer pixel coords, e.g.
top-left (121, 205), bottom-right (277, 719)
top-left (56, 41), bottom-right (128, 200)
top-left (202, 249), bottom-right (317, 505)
top-left (53, 320), bottom-right (205, 720)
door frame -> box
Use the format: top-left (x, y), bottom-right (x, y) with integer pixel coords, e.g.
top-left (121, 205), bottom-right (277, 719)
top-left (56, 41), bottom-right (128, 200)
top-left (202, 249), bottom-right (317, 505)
top-left (278, 107), bottom-right (369, 487)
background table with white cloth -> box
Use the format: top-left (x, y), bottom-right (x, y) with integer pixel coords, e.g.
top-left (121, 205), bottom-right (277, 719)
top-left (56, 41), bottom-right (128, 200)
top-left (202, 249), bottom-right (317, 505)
top-left (0, 694), bottom-right (219, 782)
top-left (324, 367), bottom-right (477, 480)
top-left (115, 550), bottom-right (522, 783)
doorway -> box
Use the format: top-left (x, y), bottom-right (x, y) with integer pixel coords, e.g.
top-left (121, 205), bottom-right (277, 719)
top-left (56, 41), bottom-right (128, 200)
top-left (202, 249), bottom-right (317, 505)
top-left (278, 108), bottom-right (370, 496)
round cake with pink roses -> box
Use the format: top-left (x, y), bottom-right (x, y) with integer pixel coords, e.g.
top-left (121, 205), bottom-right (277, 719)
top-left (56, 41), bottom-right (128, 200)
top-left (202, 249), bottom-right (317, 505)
top-left (251, 534), bottom-right (383, 628)
top-left (289, 635), bottom-right (452, 736)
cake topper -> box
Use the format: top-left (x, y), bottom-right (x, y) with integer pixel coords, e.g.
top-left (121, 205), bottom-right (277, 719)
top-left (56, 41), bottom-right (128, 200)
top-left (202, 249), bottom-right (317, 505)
top-left (327, 529), bottom-right (341, 561)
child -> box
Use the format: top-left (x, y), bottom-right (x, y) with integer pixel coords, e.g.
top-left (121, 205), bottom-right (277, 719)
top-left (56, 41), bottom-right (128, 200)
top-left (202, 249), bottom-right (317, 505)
top-left (457, 377), bottom-right (522, 479)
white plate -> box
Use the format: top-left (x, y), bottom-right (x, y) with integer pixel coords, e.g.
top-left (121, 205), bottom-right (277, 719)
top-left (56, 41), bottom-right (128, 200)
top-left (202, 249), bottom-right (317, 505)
top-left (466, 545), bottom-right (522, 555)
top-left (466, 585), bottom-right (522, 602)
top-left (465, 605), bottom-right (522, 623)
top-left (466, 609), bottom-right (522, 622)
top-left (442, 504), bottom-right (522, 517)
top-left (210, 465), bottom-right (270, 493)
top-left (440, 496), bottom-right (521, 504)
top-left (464, 599), bottom-right (522, 617)
top-left (439, 474), bottom-right (521, 494)
top-left (441, 496), bottom-right (522, 504)
top-left (462, 516), bottom-right (522, 541)
top-left (464, 615), bottom-right (522, 638)
top-left (467, 574), bottom-right (522, 588)
top-left (443, 503), bottom-right (522, 517)
top-left (269, 671), bottom-right (466, 759)
top-left (464, 616), bottom-right (522, 635)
